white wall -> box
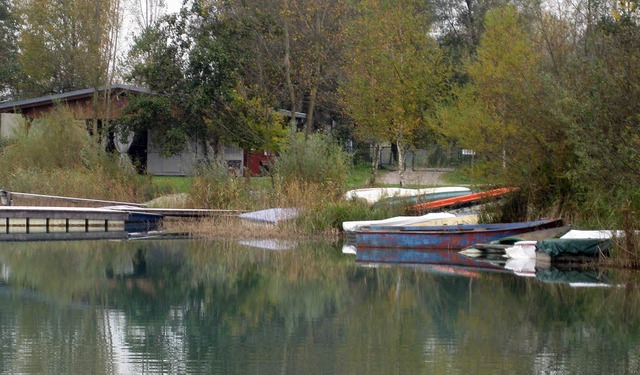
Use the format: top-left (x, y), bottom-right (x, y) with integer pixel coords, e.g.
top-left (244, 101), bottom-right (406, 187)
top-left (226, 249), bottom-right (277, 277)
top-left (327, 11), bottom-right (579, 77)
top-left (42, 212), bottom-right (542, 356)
top-left (146, 129), bottom-right (245, 176)
top-left (0, 113), bottom-right (22, 138)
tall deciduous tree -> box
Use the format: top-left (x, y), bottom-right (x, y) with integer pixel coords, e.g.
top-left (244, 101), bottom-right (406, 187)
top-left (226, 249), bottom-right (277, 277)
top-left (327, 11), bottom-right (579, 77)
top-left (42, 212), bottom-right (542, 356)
top-left (15, 0), bottom-right (123, 97)
top-left (437, 6), bottom-right (541, 177)
top-left (123, 2), bottom-right (285, 159)
top-left (224, 0), bottom-right (347, 136)
top-left (340, 0), bottom-right (450, 186)
top-left (0, 0), bottom-right (19, 100)
top-left (128, 0), bottom-right (166, 30)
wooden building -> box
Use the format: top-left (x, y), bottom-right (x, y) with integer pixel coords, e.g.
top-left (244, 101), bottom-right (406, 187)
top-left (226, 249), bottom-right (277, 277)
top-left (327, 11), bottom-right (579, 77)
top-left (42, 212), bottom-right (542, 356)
top-left (0, 84), bottom-right (148, 120)
top-left (0, 85), bottom-right (244, 175)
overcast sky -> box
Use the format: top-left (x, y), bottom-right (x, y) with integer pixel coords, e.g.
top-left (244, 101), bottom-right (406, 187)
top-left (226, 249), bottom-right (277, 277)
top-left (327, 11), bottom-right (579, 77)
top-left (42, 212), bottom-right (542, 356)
top-left (166, 0), bottom-right (183, 14)
top-left (120, 0), bottom-right (189, 54)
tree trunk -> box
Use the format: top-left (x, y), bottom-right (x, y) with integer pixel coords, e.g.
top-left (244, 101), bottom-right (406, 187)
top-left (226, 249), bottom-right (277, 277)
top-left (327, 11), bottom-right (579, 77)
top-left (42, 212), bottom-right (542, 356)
top-left (305, 84), bottom-right (318, 140)
top-left (397, 140), bottom-right (405, 188)
top-left (283, 20), bottom-right (297, 132)
top-left (369, 142), bottom-right (380, 186)
top-left (304, 24), bottom-right (322, 139)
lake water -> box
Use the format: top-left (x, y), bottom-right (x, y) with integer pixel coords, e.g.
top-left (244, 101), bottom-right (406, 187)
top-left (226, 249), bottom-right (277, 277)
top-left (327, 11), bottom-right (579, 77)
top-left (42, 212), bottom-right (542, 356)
top-left (1, 238), bottom-right (640, 374)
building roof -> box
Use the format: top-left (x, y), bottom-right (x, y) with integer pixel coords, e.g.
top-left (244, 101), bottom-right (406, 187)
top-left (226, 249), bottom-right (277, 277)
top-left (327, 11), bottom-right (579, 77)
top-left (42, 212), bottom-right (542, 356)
top-left (0, 84), bottom-right (149, 113)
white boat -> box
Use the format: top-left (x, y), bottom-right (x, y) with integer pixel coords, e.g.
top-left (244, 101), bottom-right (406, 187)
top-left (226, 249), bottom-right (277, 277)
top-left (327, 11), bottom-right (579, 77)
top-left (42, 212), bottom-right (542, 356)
top-left (239, 208), bottom-right (299, 224)
top-left (344, 186), bottom-right (470, 205)
top-left (342, 212), bottom-right (456, 232)
top-left (342, 213), bottom-right (479, 232)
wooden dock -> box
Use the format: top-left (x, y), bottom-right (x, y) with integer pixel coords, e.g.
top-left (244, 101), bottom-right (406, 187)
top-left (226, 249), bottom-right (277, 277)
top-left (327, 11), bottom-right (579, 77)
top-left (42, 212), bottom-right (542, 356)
top-left (0, 206), bottom-right (130, 241)
top-left (0, 190), bottom-right (246, 241)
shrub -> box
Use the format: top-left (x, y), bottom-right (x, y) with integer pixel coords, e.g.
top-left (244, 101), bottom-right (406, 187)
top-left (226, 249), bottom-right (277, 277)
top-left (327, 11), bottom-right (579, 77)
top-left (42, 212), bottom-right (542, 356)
top-left (0, 107), bottom-right (145, 202)
top-left (188, 161), bottom-right (252, 209)
top-left (272, 133), bottom-right (350, 197)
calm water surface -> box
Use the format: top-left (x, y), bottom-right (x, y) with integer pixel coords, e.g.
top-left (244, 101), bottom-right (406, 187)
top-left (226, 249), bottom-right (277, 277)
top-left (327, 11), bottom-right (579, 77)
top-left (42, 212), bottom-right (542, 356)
top-left (1, 238), bottom-right (640, 374)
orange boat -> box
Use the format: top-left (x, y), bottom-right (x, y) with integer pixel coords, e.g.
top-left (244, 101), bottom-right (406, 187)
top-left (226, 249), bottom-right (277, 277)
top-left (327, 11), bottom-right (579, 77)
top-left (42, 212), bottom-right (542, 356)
top-left (408, 187), bottom-right (516, 213)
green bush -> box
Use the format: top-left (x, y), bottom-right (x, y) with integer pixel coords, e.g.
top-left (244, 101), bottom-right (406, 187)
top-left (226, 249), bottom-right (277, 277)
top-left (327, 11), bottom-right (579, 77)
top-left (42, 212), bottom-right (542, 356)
top-left (188, 161), bottom-right (252, 209)
top-left (273, 133), bottom-right (350, 196)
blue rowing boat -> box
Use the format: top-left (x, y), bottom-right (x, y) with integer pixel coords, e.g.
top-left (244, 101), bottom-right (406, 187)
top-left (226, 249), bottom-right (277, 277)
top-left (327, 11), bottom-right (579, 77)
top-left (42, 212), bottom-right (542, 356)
top-left (353, 219), bottom-right (563, 250)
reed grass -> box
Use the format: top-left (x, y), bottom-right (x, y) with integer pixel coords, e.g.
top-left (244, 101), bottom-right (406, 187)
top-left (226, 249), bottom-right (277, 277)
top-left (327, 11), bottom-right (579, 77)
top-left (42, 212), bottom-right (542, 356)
top-left (0, 108), bottom-right (146, 204)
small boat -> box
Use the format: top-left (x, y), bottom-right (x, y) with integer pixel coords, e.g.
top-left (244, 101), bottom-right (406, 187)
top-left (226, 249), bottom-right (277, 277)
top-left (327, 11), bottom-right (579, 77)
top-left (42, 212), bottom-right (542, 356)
top-left (407, 187), bottom-right (515, 213)
top-left (404, 214), bottom-right (479, 226)
top-left (503, 229), bottom-right (617, 261)
top-left (342, 212), bottom-right (457, 232)
top-left (372, 190), bottom-right (473, 209)
top-left (344, 186), bottom-right (470, 205)
top-left (239, 208), bottom-right (299, 224)
top-left (353, 218), bottom-right (563, 250)
top-left (465, 225), bottom-right (571, 252)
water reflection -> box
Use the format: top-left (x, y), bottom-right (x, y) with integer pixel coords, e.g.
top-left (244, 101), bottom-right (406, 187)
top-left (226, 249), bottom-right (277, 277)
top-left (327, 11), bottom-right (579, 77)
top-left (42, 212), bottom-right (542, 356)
top-left (0, 239), bottom-right (640, 374)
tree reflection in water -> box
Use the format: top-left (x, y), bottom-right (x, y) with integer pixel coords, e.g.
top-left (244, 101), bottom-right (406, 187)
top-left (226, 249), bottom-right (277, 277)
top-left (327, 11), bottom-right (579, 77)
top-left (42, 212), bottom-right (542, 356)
top-left (0, 239), bottom-right (639, 374)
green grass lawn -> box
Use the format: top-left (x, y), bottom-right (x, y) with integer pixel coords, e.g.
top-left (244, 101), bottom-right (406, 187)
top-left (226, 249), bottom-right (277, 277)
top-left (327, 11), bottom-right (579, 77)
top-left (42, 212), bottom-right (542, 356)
top-left (146, 175), bottom-right (275, 196)
top-left (346, 163), bottom-right (372, 188)
top-left (148, 176), bottom-right (192, 195)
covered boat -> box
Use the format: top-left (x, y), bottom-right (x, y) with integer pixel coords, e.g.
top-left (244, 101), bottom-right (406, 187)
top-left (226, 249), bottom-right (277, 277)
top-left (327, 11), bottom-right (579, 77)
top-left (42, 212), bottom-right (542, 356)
top-left (503, 228), bottom-right (616, 261)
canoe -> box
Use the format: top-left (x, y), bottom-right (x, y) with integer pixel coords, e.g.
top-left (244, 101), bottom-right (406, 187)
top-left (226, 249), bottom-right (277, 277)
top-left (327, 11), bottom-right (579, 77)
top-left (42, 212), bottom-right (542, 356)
top-left (344, 186), bottom-right (470, 205)
top-left (353, 218), bottom-right (563, 250)
top-left (407, 187), bottom-right (515, 213)
top-left (372, 190), bottom-right (473, 209)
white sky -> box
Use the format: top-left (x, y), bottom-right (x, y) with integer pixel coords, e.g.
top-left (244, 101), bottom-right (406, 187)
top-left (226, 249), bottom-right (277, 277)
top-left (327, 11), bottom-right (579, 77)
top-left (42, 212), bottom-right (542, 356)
top-left (166, 0), bottom-right (183, 14)
top-left (120, 0), bottom-right (189, 54)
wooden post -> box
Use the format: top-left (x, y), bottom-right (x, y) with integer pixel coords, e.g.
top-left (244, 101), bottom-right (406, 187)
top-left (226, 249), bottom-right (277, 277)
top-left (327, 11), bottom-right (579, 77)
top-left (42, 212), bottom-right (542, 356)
top-left (0, 191), bottom-right (12, 206)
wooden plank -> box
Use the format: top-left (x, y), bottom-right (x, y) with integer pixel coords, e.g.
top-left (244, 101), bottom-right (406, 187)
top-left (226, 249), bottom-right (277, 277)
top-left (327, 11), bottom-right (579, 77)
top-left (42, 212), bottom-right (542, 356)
top-left (0, 206), bottom-right (128, 220)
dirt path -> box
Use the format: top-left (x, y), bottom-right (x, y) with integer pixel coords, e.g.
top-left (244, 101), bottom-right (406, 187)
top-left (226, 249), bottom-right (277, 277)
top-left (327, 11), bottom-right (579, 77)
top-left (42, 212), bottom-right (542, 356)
top-left (376, 168), bottom-right (454, 186)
